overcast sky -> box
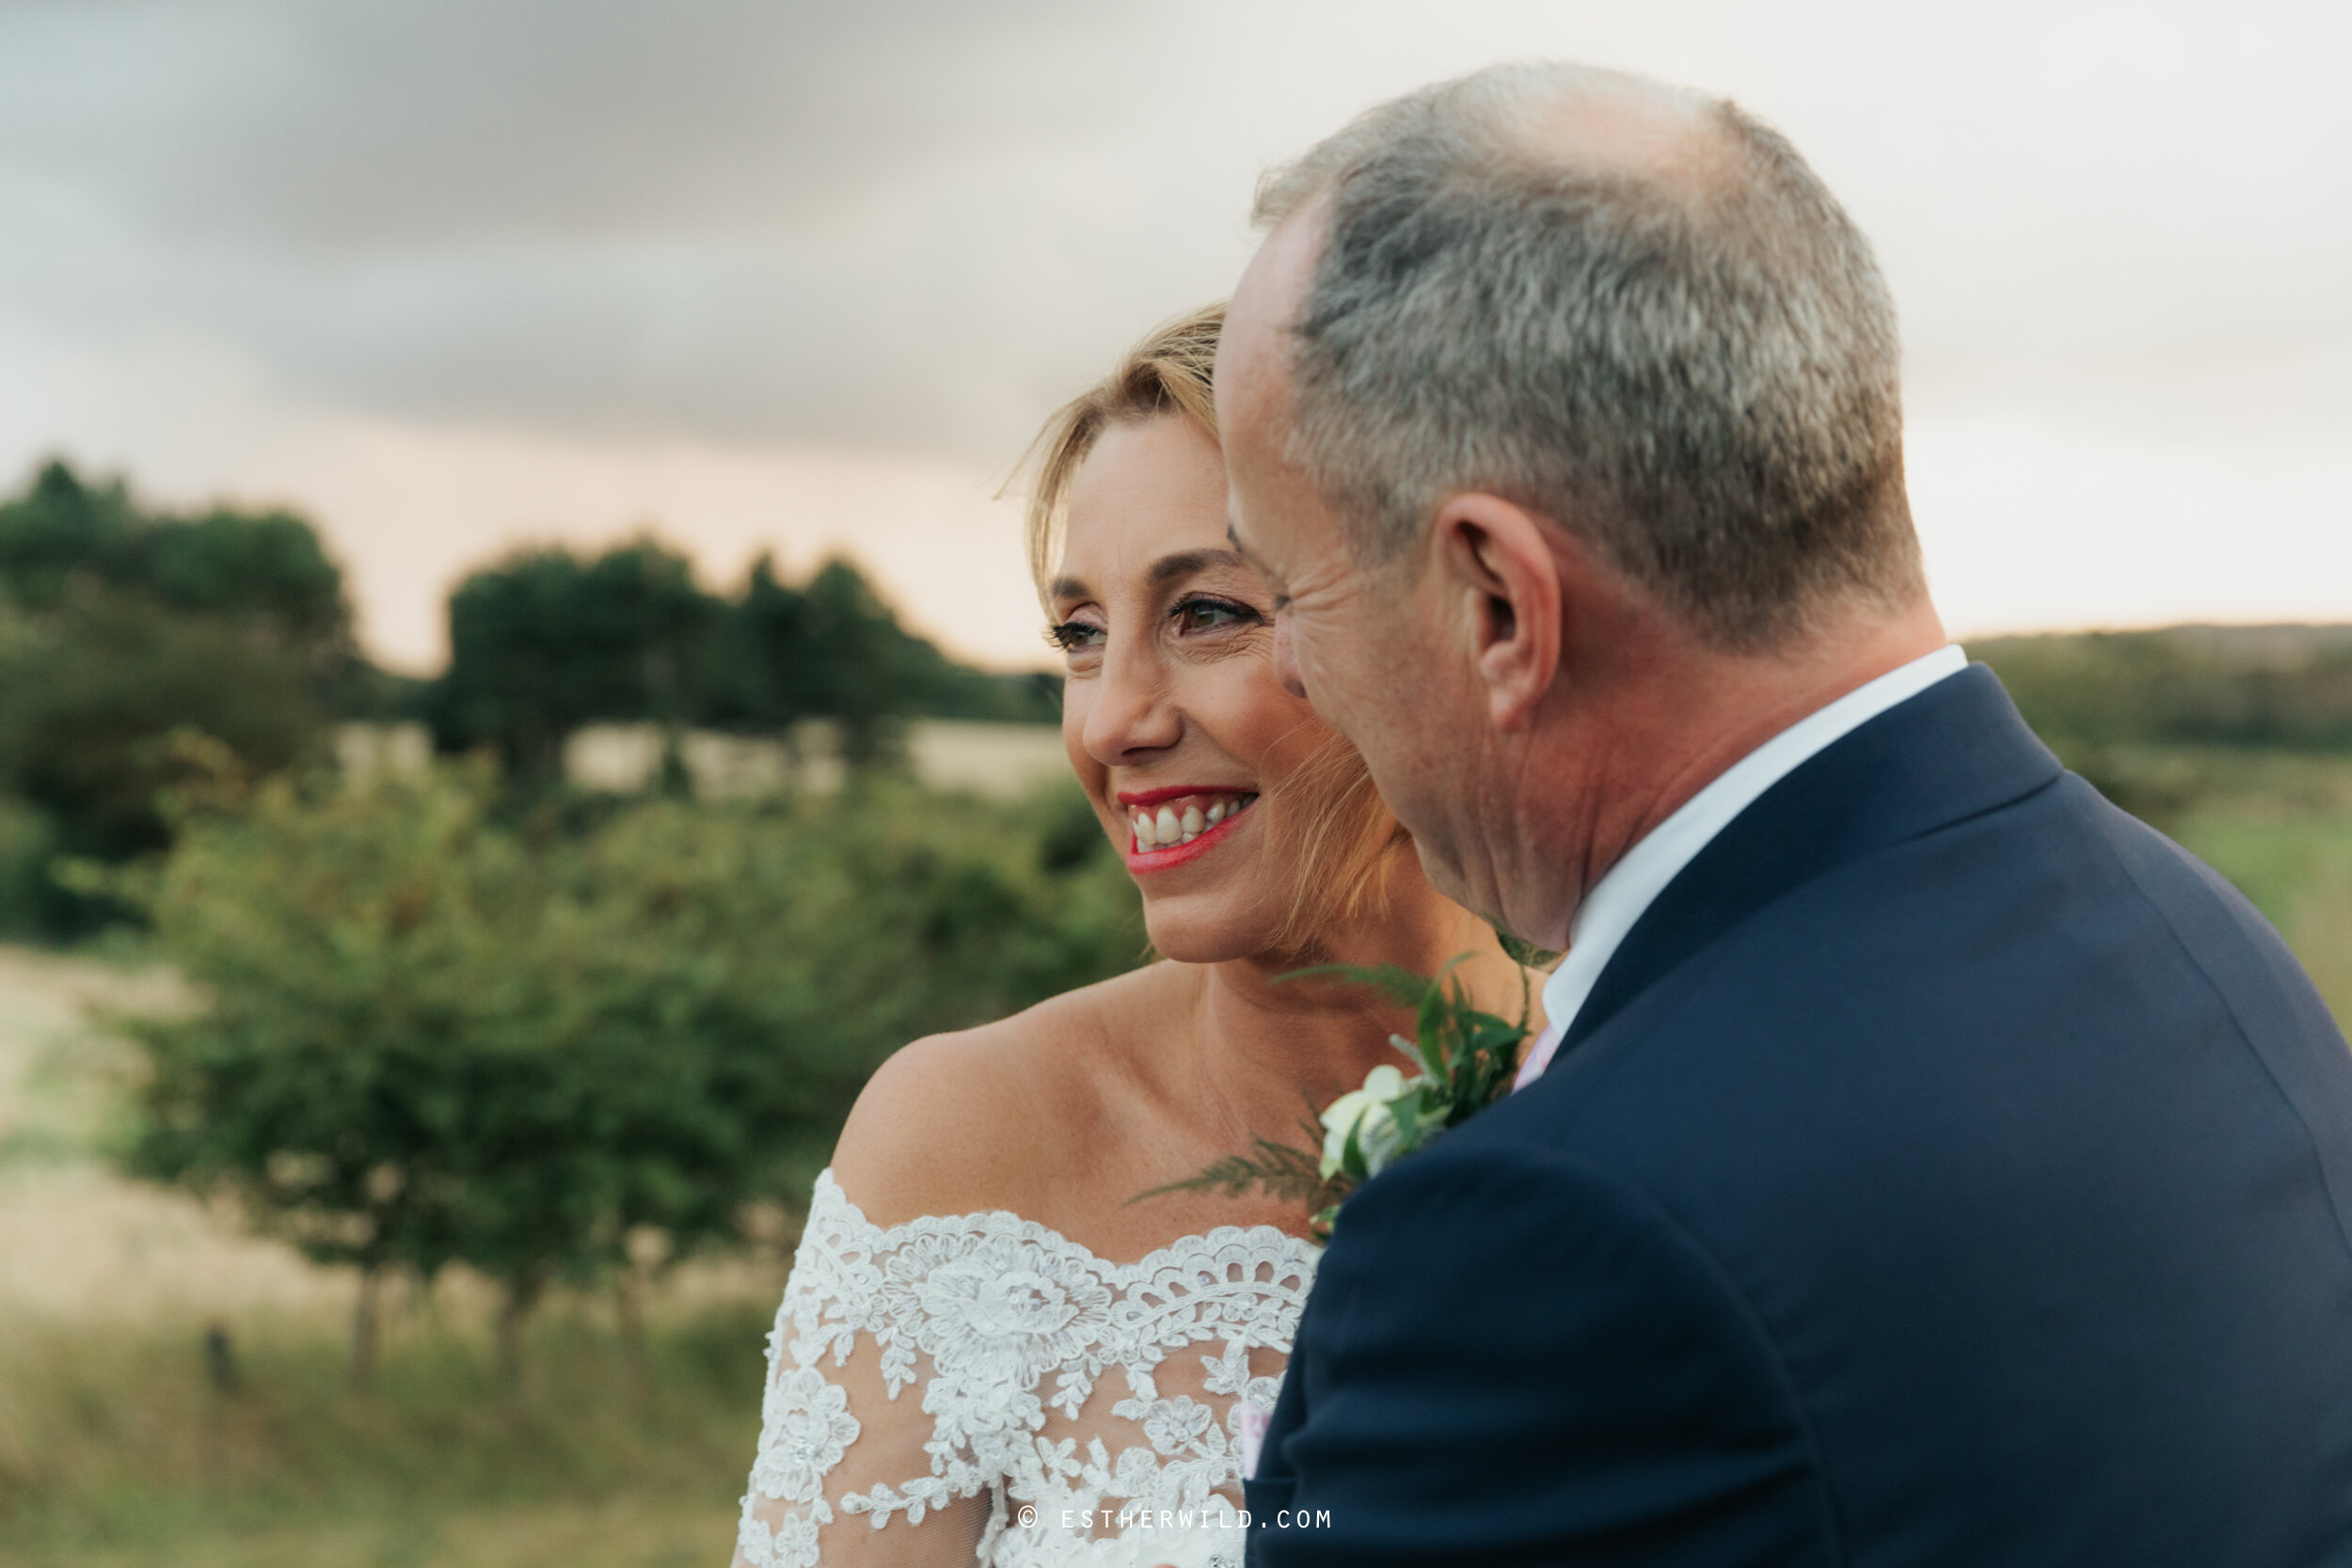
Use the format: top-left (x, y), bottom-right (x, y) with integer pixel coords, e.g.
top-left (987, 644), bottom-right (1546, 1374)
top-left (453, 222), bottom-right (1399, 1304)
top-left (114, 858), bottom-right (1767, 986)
top-left (1, 0), bottom-right (2346, 671)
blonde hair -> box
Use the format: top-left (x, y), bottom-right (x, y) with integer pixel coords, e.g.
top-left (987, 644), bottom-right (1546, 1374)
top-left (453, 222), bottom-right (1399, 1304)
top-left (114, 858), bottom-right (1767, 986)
top-left (1020, 304), bottom-right (1222, 595)
top-left (1260, 729), bottom-right (1413, 961)
top-left (1018, 304), bottom-right (1412, 958)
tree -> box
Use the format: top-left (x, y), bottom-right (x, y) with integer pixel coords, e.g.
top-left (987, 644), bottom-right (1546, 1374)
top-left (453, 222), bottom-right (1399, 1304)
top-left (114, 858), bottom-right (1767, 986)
top-left (0, 588), bottom-right (326, 863)
top-left (0, 459), bottom-right (357, 672)
top-left (119, 763), bottom-right (1144, 1393)
top-left (432, 542), bottom-right (1057, 788)
top-left (0, 459), bottom-right (142, 604)
top-left (429, 540), bottom-right (727, 786)
top-left (0, 459), bottom-right (394, 933)
top-left (119, 765), bottom-right (819, 1389)
top-left (718, 553), bottom-right (819, 727)
top-left (723, 553), bottom-right (1057, 756)
top-left (790, 557), bottom-right (933, 763)
top-left (121, 767), bottom-right (522, 1387)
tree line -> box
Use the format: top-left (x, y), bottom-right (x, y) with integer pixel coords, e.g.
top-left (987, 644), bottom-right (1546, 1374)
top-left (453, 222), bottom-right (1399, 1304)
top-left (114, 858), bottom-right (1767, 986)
top-left (0, 457), bottom-right (1122, 1389)
top-left (0, 459), bottom-right (1056, 935)
top-left (432, 542), bottom-right (1057, 784)
top-left (1973, 626), bottom-right (2352, 752)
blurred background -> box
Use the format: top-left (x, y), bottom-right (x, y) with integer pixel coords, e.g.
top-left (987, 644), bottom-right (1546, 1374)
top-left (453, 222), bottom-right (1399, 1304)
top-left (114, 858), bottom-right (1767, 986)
top-left (0, 2), bottom-right (2347, 1564)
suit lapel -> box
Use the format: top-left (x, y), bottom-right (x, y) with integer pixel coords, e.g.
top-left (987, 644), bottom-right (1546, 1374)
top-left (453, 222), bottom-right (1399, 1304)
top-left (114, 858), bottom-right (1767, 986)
top-left (1559, 665), bottom-right (2064, 1056)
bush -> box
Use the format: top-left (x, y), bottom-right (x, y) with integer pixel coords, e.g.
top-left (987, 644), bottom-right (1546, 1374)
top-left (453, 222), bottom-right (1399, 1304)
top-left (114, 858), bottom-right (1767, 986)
top-left (117, 767), bottom-right (1143, 1387)
top-left (0, 460), bottom-right (393, 937)
top-left (0, 795), bottom-right (57, 939)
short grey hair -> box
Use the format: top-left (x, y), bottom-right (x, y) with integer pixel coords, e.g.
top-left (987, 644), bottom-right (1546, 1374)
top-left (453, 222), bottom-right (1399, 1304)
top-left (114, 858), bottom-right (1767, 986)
top-left (1256, 62), bottom-right (1922, 650)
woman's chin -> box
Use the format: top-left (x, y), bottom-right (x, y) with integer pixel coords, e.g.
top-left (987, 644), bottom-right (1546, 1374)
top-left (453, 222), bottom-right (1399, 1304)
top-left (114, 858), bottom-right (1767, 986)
top-left (1140, 900), bottom-right (1279, 967)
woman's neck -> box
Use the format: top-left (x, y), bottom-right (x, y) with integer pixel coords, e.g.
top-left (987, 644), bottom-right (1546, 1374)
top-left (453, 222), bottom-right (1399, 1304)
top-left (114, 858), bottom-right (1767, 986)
top-left (1172, 882), bottom-right (1534, 1151)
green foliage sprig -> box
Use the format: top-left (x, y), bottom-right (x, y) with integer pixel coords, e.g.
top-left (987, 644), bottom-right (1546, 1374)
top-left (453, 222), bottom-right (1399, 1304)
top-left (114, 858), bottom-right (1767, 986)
top-left (1136, 958), bottom-right (1530, 1241)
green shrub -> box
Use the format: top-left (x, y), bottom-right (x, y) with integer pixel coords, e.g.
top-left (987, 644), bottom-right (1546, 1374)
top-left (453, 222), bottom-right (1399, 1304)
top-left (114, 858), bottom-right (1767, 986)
top-left (114, 767), bottom-right (1142, 1387)
top-left (0, 796), bottom-right (56, 939)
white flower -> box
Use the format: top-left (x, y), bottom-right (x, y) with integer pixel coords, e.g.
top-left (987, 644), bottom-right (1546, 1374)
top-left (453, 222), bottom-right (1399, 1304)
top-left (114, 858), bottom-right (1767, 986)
top-left (751, 1367), bottom-right (860, 1504)
top-left (1320, 1063), bottom-right (1418, 1179)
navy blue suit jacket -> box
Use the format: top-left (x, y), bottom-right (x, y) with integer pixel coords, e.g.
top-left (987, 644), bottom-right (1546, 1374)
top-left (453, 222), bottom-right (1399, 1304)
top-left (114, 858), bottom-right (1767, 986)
top-left (1246, 666), bottom-right (2352, 1566)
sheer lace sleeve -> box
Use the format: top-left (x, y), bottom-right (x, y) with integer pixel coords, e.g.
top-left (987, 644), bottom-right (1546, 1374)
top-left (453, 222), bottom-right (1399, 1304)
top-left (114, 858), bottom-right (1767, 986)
top-left (732, 1173), bottom-right (992, 1568)
top-left (734, 1170), bottom-right (1315, 1568)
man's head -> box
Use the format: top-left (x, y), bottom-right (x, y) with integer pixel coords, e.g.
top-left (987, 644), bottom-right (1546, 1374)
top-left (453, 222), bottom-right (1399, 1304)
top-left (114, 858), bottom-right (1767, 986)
top-left (1217, 62), bottom-right (1942, 948)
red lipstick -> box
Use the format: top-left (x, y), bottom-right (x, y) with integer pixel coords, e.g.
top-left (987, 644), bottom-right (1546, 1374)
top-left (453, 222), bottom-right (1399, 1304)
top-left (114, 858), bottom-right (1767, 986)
top-left (1119, 792), bottom-right (1258, 875)
top-left (1116, 784), bottom-right (1249, 808)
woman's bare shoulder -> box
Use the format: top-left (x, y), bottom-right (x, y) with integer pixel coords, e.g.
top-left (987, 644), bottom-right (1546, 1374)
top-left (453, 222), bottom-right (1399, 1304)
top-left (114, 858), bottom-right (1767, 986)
top-left (826, 964), bottom-right (1186, 1229)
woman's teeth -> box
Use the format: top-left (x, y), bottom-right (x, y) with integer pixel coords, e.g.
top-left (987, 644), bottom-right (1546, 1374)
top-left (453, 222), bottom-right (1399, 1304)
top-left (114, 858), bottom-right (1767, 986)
top-left (1132, 794), bottom-right (1254, 850)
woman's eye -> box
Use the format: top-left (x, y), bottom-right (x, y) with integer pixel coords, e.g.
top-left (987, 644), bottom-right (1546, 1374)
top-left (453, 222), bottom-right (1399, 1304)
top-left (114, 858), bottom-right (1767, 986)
top-left (1173, 598), bottom-right (1254, 633)
top-left (1046, 621), bottom-right (1105, 653)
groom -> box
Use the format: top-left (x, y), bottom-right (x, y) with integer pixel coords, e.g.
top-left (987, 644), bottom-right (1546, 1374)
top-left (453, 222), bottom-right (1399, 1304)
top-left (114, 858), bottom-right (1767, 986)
top-left (1215, 63), bottom-right (2352, 1566)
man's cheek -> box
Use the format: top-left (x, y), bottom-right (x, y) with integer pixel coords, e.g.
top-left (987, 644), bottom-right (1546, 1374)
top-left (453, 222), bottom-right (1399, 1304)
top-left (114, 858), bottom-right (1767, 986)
top-left (1290, 638), bottom-right (1357, 720)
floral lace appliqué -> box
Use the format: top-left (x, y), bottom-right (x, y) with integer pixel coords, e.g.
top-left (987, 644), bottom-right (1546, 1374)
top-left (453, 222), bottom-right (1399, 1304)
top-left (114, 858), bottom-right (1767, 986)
top-left (734, 1170), bottom-right (1316, 1568)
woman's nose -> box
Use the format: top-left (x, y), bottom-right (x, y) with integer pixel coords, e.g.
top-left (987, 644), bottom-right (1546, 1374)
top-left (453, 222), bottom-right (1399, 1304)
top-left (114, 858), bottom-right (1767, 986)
top-left (1079, 644), bottom-right (1182, 764)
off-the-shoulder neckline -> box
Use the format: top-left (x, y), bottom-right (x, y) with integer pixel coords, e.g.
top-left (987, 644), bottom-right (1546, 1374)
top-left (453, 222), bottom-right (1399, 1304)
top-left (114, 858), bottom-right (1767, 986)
top-left (812, 1167), bottom-right (1323, 1271)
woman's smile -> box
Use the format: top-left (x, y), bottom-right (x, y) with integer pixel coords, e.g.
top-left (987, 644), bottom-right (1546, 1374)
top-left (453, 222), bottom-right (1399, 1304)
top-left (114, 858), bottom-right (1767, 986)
top-left (1116, 785), bottom-right (1260, 872)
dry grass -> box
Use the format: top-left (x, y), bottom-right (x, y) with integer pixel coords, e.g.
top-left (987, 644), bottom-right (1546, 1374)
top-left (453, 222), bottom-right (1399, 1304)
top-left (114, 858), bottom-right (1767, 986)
top-left (0, 946), bottom-right (370, 1326)
top-left (0, 1296), bottom-right (764, 1566)
top-left (0, 944), bottom-right (778, 1567)
top-left (5, 1497), bottom-right (732, 1568)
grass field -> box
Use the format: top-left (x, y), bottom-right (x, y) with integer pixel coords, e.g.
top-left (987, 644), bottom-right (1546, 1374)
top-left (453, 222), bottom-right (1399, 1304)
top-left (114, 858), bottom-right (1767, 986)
top-left (0, 945), bottom-right (779, 1568)
top-left (2146, 748), bottom-right (2352, 1018)
top-left (3, 750), bottom-right (2351, 1566)
top-left (0, 1303), bottom-right (769, 1568)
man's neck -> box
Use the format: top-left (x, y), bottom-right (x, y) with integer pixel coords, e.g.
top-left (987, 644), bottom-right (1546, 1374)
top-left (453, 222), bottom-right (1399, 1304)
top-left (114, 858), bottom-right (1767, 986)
top-left (1535, 600), bottom-right (1949, 945)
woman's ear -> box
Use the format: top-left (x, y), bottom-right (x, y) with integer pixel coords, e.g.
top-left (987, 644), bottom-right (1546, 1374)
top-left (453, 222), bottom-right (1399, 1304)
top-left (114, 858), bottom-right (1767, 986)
top-left (1432, 494), bottom-right (1562, 731)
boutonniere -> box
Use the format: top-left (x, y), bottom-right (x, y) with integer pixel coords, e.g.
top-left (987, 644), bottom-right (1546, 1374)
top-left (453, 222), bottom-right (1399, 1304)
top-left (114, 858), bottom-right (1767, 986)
top-left (1135, 958), bottom-right (1530, 1241)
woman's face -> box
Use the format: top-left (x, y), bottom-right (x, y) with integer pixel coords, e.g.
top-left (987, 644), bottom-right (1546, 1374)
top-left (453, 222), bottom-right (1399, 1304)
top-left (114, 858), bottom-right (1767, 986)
top-left (1052, 415), bottom-right (1340, 962)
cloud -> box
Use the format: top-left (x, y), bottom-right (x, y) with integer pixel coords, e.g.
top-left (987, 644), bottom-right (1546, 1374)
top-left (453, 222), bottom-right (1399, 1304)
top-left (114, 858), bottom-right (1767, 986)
top-left (0, 0), bottom-right (1202, 456)
top-left (0, 0), bottom-right (2346, 667)
top-left (0, 0), bottom-right (1122, 248)
top-left (6, 0), bottom-right (2349, 460)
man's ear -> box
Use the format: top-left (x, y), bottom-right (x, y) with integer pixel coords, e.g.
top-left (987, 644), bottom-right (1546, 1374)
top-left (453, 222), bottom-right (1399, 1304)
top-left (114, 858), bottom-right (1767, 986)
top-left (1433, 494), bottom-right (1561, 730)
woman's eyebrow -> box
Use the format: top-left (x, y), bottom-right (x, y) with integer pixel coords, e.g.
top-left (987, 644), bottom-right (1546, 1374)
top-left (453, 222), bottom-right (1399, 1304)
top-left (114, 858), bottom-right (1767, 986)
top-left (1149, 547), bottom-right (1247, 589)
top-left (1047, 576), bottom-right (1089, 602)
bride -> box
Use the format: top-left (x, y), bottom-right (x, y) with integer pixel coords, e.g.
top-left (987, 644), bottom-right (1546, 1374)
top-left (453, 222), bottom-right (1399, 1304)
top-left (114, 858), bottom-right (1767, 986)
top-left (731, 306), bottom-right (1540, 1568)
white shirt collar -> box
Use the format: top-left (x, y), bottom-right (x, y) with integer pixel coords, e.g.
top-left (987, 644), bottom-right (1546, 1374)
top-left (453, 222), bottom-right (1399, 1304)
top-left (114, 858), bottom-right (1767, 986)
top-left (1519, 644), bottom-right (1967, 1086)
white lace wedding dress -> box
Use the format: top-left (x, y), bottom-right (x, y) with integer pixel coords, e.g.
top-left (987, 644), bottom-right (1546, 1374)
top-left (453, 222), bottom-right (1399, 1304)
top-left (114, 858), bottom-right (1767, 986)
top-left (732, 1170), bottom-right (1318, 1568)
